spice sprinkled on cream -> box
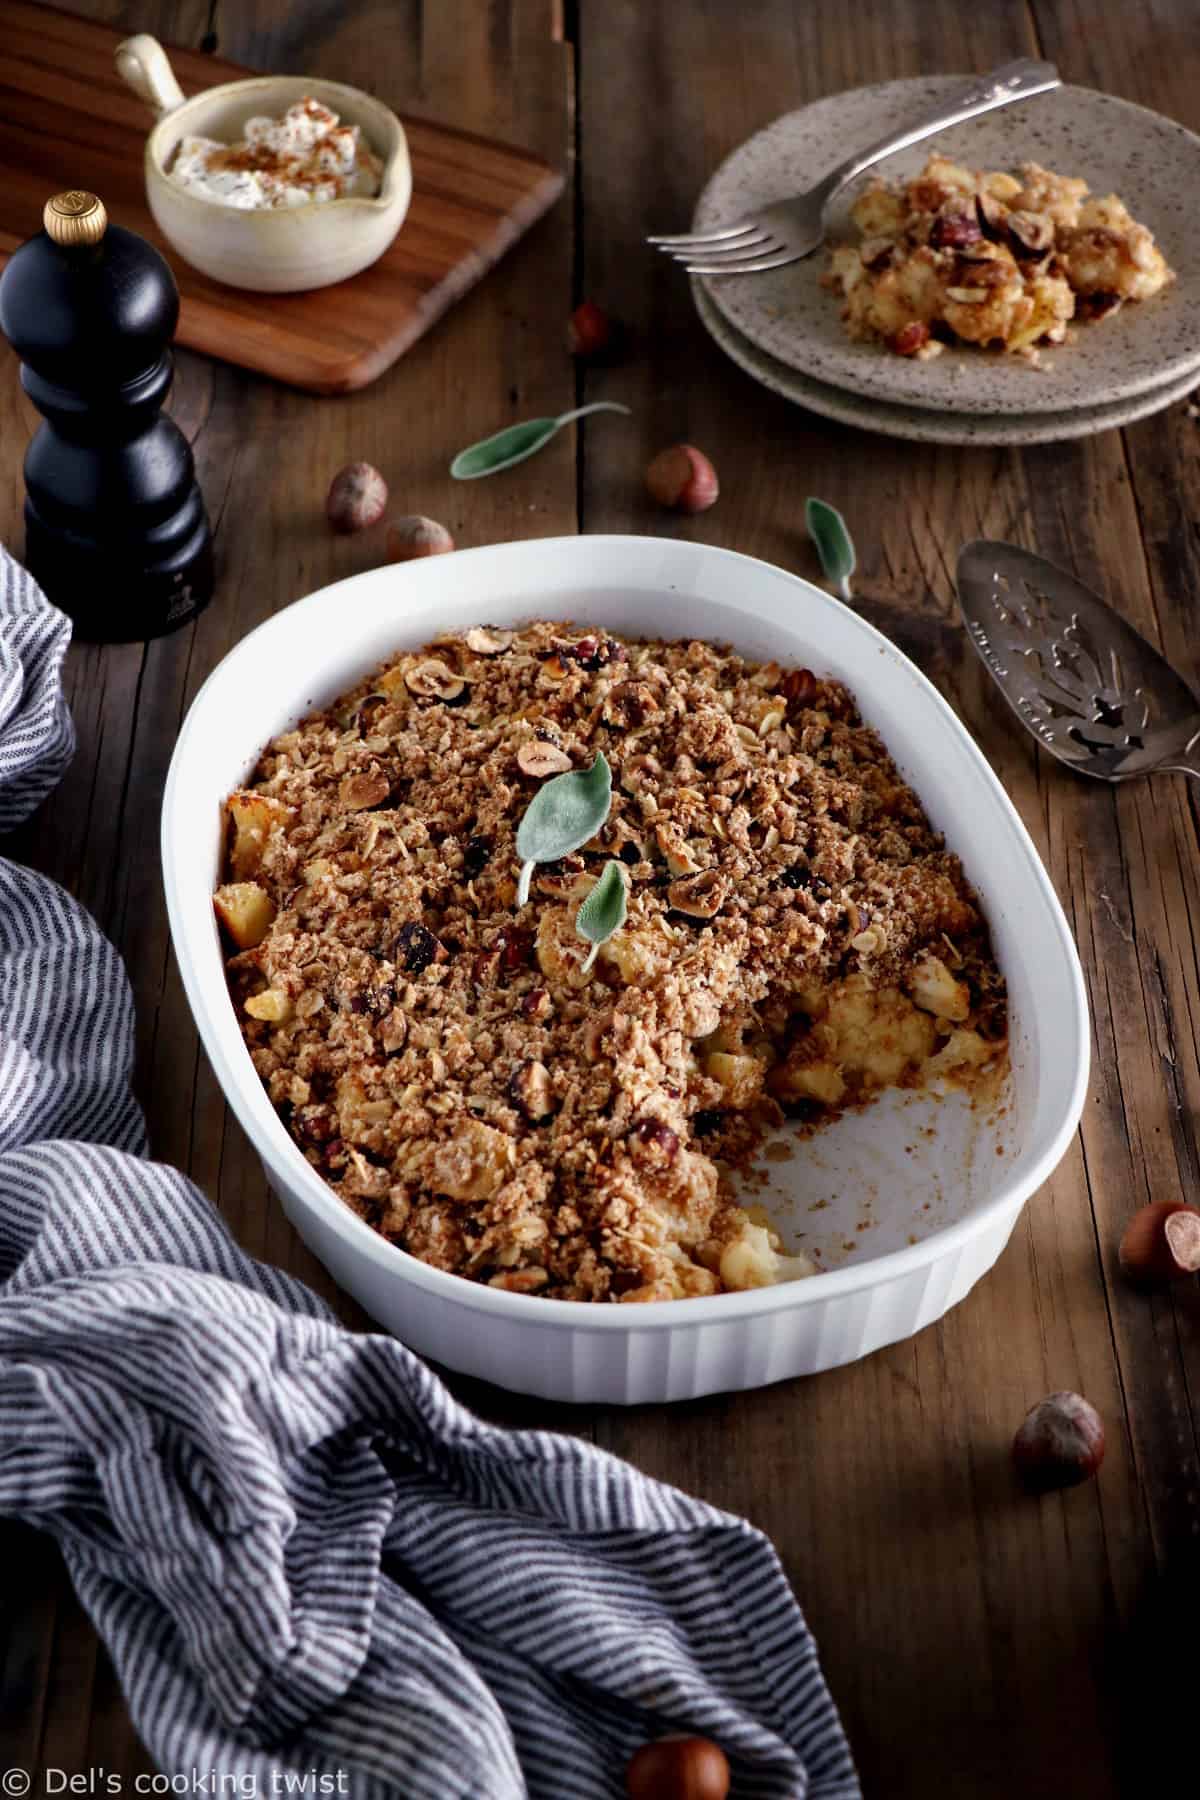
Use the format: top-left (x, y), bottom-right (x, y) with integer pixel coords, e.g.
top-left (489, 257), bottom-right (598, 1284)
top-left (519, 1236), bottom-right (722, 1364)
top-left (168, 98), bottom-right (383, 209)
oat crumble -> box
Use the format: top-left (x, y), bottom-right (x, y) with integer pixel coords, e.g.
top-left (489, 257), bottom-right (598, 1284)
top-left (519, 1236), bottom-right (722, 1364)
top-left (215, 623), bottom-right (1008, 1303)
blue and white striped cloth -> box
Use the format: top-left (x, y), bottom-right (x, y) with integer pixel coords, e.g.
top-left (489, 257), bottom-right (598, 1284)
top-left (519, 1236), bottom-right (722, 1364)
top-left (0, 544), bottom-right (859, 1799)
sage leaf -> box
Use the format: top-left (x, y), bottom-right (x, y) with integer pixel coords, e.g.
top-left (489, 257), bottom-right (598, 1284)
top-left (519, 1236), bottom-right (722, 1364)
top-left (805, 496), bottom-right (856, 601)
top-left (451, 403), bottom-right (631, 480)
top-left (575, 860), bottom-right (628, 973)
top-left (515, 751), bottom-right (612, 906)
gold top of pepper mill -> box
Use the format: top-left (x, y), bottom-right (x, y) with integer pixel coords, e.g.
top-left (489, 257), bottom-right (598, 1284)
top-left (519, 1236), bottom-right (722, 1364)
top-left (43, 190), bottom-right (108, 248)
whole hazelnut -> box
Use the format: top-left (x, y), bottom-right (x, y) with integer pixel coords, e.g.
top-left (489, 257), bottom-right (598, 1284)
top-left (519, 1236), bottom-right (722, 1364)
top-left (645, 445), bottom-right (719, 514)
top-left (1012, 1391), bottom-right (1105, 1493)
top-left (567, 299), bottom-right (616, 357)
top-left (1117, 1200), bottom-right (1200, 1287)
top-left (326, 462), bottom-right (388, 533)
top-left (631, 1117), bottom-right (680, 1164)
top-left (1006, 208), bottom-right (1055, 257)
top-left (780, 666), bottom-right (818, 706)
top-left (625, 1737), bottom-right (730, 1800)
top-left (929, 210), bottom-right (982, 250)
top-left (889, 321), bottom-right (931, 357)
top-left (386, 515), bottom-right (456, 561)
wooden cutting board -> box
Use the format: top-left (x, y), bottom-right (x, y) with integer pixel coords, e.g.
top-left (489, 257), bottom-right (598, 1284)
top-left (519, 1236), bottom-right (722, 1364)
top-left (0, 0), bottom-right (564, 393)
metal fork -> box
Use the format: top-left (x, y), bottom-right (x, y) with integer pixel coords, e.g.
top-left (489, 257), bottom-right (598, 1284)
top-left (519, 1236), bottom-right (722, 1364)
top-left (649, 58), bottom-right (1061, 276)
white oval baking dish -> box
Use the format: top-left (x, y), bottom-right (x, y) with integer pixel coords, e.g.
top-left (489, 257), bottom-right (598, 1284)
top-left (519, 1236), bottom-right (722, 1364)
top-left (161, 536), bottom-right (1089, 1403)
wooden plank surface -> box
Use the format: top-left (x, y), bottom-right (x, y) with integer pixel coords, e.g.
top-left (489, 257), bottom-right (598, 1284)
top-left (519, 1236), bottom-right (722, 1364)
top-left (2, 1), bottom-right (1199, 1796)
top-left (578, 5), bottom-right (1199, 1794)
top-left (0, 0), bottom-right (564, 392)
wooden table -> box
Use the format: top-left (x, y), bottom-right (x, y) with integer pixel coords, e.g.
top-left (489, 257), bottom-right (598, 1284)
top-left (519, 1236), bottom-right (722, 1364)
top-left (2, 3), bottom-right (1197, 1795)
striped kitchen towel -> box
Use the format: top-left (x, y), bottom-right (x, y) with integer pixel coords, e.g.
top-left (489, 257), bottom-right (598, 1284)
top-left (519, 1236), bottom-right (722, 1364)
top-left (0, 544), bottom-right (859, 1800)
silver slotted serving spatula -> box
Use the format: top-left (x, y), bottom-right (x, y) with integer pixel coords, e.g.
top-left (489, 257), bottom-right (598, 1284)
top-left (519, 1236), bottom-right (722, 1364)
top-left (956, 540), bottom-right (1200, 782)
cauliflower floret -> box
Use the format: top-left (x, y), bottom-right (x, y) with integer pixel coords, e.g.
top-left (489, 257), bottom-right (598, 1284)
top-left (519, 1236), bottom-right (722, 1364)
top-left (904, 153), bottom-right (975, 215)
top-left (1012, 160), bottom-right (1089, 229)
top-left (720, 1222), bottom-right (817, 1291)
top-left (1077, 194), bottom-right (1136, 233)
top-left (244, 988), bottom-right (292, 1024)
top-left (701, 1050), bottom-right (767, 1110)
top-left (599, 928), bottom-right (660, 983)
top-left (980, 169), bottom-right (1022, 202)
top-left (214, 881), bottom-right (276, 950)
top-left (941, 255), bottom-right (1030, 346)
top-left (768, 1057), bottom-right (847, 1108)
top-left (892, 245), bottom-right (947, 318)
top-left (844, 246), bottom-right (943, 343)
top-left (907, 953), bottom-right (971, 1022)
top-left (767, 974), bottom-right (939, 1108)
top-left (928, 1028), bottom-right (996, 1077)
top-left (1060, 202), bottom-right (1173, 301)
top-left (850, 181), bottom-right (908, 240)
top-left (822, 978), bottom-right (936, 1087)
top-left (426, 1120), bottom-right (514, 1202)
top-left (536, 875), bottom-right (664, 992)
top-left (1006, 271), bottom-right (1076, 350)
top-left (226, 790), bottom-right (289, 880)
top-left (826, 243), bottom-right (868, 296)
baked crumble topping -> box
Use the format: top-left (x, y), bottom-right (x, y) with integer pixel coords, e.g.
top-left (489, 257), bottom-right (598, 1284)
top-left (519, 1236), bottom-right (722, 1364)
top-left (824, 152), bottom-right (1174, 361)
top-left (215, 623), bottom-right (1008, 1303)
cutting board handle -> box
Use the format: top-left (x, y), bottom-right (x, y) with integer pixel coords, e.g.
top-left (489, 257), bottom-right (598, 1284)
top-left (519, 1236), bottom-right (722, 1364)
top-left (115, 34), bottom-right (186, 118)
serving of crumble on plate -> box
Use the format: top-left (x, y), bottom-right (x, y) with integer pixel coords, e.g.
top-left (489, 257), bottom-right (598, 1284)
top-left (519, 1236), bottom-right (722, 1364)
top-left (823, 153), bottom-right (1173, 363)
top-left (695, 76), bottom-right (1200, 417)
top-left (214, 621), bottom-right (1008, 1305)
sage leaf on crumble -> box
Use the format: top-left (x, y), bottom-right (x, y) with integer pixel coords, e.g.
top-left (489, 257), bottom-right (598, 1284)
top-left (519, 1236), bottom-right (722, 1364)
top-left (451, 404), bottom-right (631, 480)
top-left (515, 751), bottom-right (612, 906)
top-left (575, 860), bottom-right (628, 973)
top-left (805, 496), bottom-right (856, 601)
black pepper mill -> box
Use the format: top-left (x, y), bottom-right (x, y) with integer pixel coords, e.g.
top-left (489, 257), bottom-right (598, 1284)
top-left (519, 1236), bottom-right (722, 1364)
top-left (0, 189), bottom-right (213, 640)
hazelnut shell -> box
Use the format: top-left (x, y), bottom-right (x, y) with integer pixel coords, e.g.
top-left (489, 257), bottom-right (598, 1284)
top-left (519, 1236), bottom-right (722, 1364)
top-left (326, 462), bottom-right (388, 534)
top-left (1117, 1201), bottom-right (1200, 1286)
top-left (1012, 1390), bottom-right (1105, 1493)
top-left (625, 1737), bottom-right (730, 1800)
top-left (567, 299), bottom-right (614, 357)
top-left (645, 445), bottom-right (719, 514)
top-left (386, 514), bottom-right (455, 561)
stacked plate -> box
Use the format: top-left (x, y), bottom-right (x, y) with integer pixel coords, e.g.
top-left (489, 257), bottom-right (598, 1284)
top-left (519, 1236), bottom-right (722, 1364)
top-left (690, 77), bottom-right (1200, 445)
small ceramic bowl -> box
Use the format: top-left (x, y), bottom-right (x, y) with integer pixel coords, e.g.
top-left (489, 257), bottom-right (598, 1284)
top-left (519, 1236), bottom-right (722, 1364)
top-left (114, 34), bottom-right (412, 294)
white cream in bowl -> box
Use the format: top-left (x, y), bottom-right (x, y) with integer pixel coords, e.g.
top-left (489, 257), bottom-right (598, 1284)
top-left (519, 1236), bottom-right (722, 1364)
top-left (169, 98), bottom-right (384, 210)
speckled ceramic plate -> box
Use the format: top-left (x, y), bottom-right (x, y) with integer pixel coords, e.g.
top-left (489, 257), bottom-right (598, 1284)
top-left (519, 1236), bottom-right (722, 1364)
top-left (696, 77), bottom-right (1200, 416)
top-left (694, 279), bottom-right (1198, 444)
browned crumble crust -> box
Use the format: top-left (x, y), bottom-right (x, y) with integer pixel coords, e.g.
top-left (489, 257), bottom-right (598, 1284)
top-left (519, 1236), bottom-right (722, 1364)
top-left (824, 153), bottom-right (1174, 362)
top-left (215, 623), bottom-right (1008, 1303)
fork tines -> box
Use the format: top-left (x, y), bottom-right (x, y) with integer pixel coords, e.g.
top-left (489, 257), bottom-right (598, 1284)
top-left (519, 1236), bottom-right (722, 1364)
top-left (647, 224), bottom-right (796, 274)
